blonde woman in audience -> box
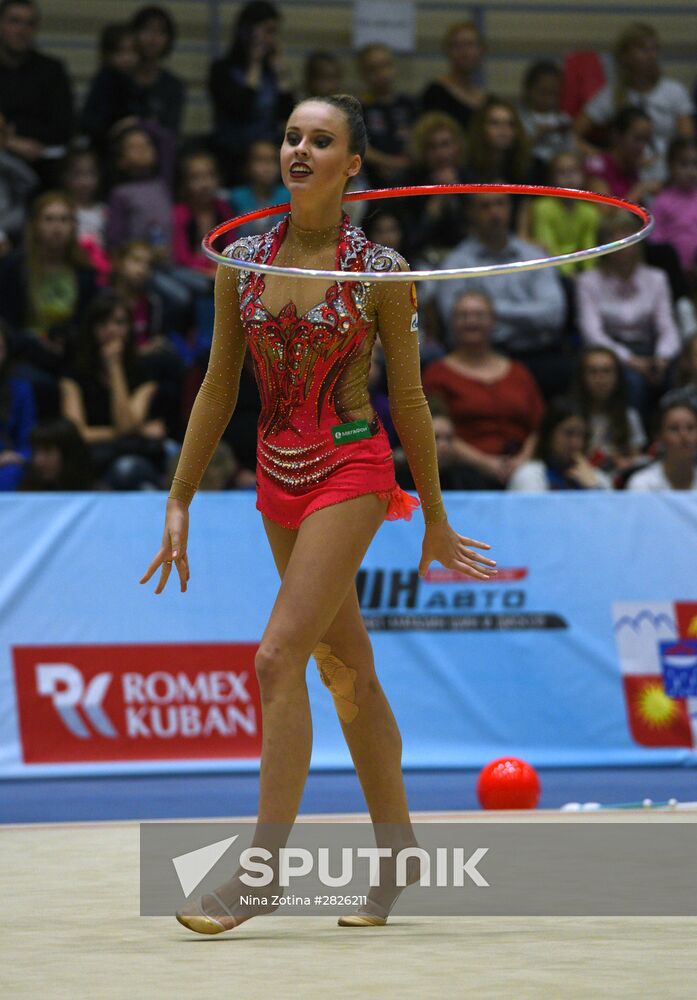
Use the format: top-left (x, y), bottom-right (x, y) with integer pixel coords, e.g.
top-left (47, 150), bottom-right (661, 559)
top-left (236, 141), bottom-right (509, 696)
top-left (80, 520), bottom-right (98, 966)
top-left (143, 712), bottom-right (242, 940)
top-left (574, 21), bottom-right (694, 179)
top-left (421, 20), bottom-right (487, 132)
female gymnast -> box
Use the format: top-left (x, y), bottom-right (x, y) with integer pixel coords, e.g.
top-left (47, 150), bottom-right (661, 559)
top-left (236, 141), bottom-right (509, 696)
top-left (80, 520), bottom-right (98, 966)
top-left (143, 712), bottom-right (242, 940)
top-left (140, 94), bottom-right (497, 932)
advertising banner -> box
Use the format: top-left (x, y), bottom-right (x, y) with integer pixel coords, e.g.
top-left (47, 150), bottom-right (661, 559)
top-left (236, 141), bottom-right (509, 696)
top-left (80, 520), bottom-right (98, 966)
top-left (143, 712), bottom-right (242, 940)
top-left (1, 492), bottom-right (696, 777)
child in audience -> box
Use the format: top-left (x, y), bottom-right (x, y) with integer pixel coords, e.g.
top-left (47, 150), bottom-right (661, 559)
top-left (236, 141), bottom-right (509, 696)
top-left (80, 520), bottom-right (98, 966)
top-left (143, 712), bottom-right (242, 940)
top-left (570, 346), bottom-right (647, 479)
top-left (173, 150), bottom-right (231, 279)
top-left (62, 146), bottom-right (110, 281)
top-left (508, 398), bottom-right (613, 490)
top-left (518, 60), bottom-right (573, 164)
top-left (526, 151), bottom-right (600, 275)
top-left (106, 124), bottom-right (172, 257)
top-left (586, 106), bottom-right (659, 204)
top-left (649, 137), bottom-right (697, 286)
top-left (227, 140), bottom-right (288, 238)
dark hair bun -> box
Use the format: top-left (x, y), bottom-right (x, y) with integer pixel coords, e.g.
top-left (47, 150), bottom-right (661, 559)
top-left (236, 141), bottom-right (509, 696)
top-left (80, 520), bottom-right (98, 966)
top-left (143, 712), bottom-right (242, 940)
top-left (295, 94), bottom-right (367, 159)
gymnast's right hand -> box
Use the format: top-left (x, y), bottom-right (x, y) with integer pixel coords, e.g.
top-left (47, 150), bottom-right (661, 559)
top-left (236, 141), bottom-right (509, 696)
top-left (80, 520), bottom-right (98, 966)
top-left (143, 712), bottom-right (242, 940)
top-left (139, 497), bottom-right (190, 594)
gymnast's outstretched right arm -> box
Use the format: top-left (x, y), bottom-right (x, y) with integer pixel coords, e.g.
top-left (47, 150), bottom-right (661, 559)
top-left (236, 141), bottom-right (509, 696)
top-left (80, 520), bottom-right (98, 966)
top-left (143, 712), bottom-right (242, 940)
top-left (168, 266), bottom-right (247, 505)
top-left (139, 266), bottom-right (247, 594)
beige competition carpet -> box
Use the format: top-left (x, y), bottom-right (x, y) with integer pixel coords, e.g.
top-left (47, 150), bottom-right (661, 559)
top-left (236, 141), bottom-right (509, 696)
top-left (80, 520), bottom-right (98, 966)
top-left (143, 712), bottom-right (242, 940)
top-left (1, 809), bottom-right (695, 1000)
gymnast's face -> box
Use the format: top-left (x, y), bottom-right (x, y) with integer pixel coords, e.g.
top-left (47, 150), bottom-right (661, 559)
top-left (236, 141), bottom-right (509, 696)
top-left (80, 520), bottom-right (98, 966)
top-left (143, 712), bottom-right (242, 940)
top-left (281, 102), bottom-right (361, 200)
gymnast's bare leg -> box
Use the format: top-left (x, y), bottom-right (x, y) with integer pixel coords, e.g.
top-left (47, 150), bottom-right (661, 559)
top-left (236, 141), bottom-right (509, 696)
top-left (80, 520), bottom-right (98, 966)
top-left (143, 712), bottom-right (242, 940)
top-left (264, 506), bottom-right (421, 924)
top-left (177, 491), bottom-right (392, 931)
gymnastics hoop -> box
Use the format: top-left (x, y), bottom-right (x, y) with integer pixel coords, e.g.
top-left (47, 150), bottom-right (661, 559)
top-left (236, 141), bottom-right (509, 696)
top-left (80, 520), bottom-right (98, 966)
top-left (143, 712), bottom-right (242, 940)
top-left (202, 183), bottom-right (653, 282)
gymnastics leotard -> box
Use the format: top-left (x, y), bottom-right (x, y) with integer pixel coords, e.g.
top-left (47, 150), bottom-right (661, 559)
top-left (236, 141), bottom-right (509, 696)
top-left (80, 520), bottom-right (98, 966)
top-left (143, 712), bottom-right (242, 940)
top-left (168, 212), bottom-right (447, 528)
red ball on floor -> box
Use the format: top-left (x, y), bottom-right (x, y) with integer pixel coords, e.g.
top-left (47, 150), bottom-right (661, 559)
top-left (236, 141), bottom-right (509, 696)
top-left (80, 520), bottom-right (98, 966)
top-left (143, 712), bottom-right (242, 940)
top-left (476, 757), bottom-right (541, 809)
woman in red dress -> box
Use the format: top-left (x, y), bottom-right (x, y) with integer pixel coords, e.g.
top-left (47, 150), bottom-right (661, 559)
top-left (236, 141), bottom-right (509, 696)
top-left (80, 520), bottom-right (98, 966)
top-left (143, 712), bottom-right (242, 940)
top-left (140, 94), bottom-right (496, 932)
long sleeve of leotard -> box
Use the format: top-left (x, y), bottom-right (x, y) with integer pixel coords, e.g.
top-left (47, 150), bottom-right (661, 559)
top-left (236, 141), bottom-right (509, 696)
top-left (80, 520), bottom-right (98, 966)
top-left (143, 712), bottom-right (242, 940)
top-left (168, 266), bottom-right (247, 505)
top-left (375, 264), bottom-right (447, 525)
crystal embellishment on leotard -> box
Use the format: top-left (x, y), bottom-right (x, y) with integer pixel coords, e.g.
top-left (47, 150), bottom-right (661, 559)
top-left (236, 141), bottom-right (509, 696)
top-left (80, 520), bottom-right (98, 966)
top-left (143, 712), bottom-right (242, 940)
top-left (220, 213), bottom-right (424, 503)
top-left (229, 215), bottom-right (381, 444)
top-left (256, 453), bottom-right (355, 489)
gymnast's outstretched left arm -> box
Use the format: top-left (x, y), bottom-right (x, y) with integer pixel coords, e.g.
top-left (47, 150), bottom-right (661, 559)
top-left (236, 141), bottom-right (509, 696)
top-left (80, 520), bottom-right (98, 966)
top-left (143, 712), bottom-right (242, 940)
top-left (375, 260), bottom-right (497, 582)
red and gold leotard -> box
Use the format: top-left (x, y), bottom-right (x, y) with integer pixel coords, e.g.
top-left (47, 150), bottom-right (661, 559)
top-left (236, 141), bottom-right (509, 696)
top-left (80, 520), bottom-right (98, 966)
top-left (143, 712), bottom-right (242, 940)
top-left (168, 212), bottom-right (446, 527)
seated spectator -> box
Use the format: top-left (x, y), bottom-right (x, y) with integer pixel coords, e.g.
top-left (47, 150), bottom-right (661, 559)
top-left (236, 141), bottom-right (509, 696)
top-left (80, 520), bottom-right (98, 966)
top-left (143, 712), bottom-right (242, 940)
top-left (466, 97), bottom-right (540, 229)
top-left (574, 22), bottom-right (694, 181)
top-left (576, 211), bottom-right (681, 418)
top-left (660, 334), bottom-right (697, 411)
top-left (649, 137), bottom-right (697, 285)
top-left (518, 60), bottom-right (573, 166)
top-left (80, 23), bottom-right (139, 151)
top-left (508, 398), bottom-right (612, 490)
top-left (403, 112), bottom-right (469, 256)
top-left (585, 106), bottom-right (658, 204)
top-left (395, 399), bottom-right (488, 492)
top-left (626, 401), bottom-right (697, 490)
top-left (108, 241), bottom-right (186, 437)
top-left (59, 292), bottom-right (169, 489)
top-left (107, 121), bottom-right (196, 320)
top-left (227, 139), bottom-right (288, 238)
top-left (302, 50), bottom-right (343, 100)
top-left (0, 0), bottom-right (73, 186)
top-left (423, 290), bottom-right (544, 488)
top-left (430, 192), bottom-right (568, 398)
top-left (0, 191), bottom-right (97, 418)
top-left (209, 1), bottom-right (294, 186)
top-left (0, 320), bottom-right (34, 489)
top-left (106, 123), bottom-right (172, 256)
top-left (128, 5), bottom-right (185, 135)
top-left (570, 346), bottom-right (647, 479)
top-left (525, 151), bottom-right (600, 276)
top-left (61, 145), bottom-right (110, 281)
top-left (0, 109), bottom-right (36, 252)
top-left (466, 96), bottom-right (538, 185)
top-left (173, 149), bottom-right (231, 280)
top-left (420, 20), bottom-right (486, 132)
top-left (357, 43), bottom-right (415, 186)
top-left (19, 416), bottom-right (94, 490)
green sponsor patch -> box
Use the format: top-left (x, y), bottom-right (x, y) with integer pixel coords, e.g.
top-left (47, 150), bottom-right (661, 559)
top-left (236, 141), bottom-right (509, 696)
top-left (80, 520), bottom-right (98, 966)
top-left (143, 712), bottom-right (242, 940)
top-left (331, 419), bottom-right (372, 445)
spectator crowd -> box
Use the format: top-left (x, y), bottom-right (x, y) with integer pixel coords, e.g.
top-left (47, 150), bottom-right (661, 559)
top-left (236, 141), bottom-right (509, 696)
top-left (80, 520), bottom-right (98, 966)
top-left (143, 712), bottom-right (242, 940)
top-left (1, 0), bottom-right (697, 496)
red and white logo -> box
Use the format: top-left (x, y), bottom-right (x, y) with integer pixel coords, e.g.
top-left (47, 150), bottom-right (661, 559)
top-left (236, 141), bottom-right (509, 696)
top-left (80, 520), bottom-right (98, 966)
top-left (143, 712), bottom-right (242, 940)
top-left (12, 643), bottom-right (262, 763)
top-left (613, 602), bottom-right (697, 748)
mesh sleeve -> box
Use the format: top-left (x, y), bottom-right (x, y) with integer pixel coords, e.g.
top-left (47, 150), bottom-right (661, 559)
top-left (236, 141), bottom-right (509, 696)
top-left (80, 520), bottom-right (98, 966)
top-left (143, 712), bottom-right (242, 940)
top-left (168, 265), bottom-right (247, 505)
top-left (374, 259), bottom-right (447, 525)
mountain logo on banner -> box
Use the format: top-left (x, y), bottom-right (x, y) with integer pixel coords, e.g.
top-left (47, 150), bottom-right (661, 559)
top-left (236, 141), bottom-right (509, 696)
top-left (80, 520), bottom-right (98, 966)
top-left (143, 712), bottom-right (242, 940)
top-left (612, 603), bottom-right (697, 748)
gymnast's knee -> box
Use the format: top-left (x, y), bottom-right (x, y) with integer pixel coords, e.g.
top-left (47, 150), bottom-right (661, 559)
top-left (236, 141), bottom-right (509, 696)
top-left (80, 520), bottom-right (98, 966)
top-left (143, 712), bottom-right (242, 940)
top-left (254, 640), bottom-right (305, 700)
top-left (312, 641), bottom-right (360, 723)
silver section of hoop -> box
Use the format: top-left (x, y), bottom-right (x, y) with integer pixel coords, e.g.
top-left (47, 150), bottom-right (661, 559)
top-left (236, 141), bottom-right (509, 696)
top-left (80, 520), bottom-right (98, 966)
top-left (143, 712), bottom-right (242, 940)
top-left (206, 216), bottom-right (654, 282)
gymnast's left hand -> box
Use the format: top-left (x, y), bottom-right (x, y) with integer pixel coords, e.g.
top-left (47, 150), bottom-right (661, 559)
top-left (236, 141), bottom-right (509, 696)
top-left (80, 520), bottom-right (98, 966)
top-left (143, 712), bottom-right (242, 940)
top-left (418, 521), bottom-right (497, 581)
